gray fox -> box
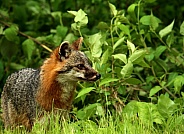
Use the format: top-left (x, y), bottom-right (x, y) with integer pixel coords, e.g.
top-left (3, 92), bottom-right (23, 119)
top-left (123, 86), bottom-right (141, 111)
top-left (1, 37), bottom-right (101, 130)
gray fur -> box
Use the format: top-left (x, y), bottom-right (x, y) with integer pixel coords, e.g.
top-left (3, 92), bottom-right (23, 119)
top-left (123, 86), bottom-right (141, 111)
top-left (1, 68), bottom-right (40, 128)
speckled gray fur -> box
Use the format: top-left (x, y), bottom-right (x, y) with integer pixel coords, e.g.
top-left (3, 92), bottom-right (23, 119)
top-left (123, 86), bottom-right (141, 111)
top-left (1, 68), bottom-right (40, 127)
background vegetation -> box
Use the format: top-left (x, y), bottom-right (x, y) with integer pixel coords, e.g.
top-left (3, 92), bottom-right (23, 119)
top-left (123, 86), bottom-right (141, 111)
top-left (0, 0), bottom-right (184, 133)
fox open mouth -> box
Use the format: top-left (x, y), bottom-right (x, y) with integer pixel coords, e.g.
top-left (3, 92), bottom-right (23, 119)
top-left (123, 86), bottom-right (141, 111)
top-left (78, 74), bottom-right (101, 82)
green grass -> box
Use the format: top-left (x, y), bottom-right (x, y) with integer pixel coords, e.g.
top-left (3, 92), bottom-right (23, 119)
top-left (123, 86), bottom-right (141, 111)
top-left (1, 113), bottom-right (184, 134)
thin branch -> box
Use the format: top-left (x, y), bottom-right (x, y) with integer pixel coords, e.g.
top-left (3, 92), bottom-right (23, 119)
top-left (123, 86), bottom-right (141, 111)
top-left (151, 66), bottom-right (176, 99)
top-left (0, 20), bottom-right (52, 52)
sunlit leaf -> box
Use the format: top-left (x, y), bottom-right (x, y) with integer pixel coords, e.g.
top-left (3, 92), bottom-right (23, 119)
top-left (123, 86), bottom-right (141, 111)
top-left (101, 49), bottom-right (109, 65)
top-left (127, 3), bottom-right (137, 22)
top-left (99, 78), bottom-right (119, 86)
top-left (109, 2), bottom-right (117, 16)
top-left (76, 87), bottom-right (95, 98)
top-left (127, 40), bottom-right (135, 54)
top-left (157, 94), bottom-right (177, 118)
top-left (180, 21), bottom-right (184, 35)
top-left (88, 33), bottom-right (103, 58)
top-left (140, 14), bottom-right (161, 30)
top-left (159, 20), bottom-right (175, 38)
top-left (118, 24), bottom-right (130, 37)
top-left (67, 10), bottom-right (77, 16)
top-left (113, 54), bottom-right (127, 64)
top-left (128, 49), bottom-right (146, 64)
top-left (74, 9), bottom-right (87, 22)
top-left (173, 75), bottom-right (184, 93)
top-left (149, 86), bottom-right (162, 97)
top-left (121, 62), bottom-right (133, 78)
top-left (113, 37), bottom-right (125, 51)
top-left (137, 102), bottom-right (164, 124)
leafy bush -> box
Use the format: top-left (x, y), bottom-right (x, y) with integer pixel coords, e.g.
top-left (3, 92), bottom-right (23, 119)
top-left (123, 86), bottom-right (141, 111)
top-left (0, 0), bottom-right (184, 132)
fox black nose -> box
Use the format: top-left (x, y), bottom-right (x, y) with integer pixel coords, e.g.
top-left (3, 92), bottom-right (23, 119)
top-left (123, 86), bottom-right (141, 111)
top-left (96, 73), bottom-right (101, 79)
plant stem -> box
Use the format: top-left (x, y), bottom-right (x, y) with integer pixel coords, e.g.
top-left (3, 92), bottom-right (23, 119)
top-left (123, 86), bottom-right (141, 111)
top-left (151, 66), bottom-right (176, 99)
top-left (110, 17), bottom-right (115, 79)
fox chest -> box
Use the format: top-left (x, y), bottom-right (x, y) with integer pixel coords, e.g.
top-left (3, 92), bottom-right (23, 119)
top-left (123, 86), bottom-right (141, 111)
top-left (60, 84), bottom-right (76, 103)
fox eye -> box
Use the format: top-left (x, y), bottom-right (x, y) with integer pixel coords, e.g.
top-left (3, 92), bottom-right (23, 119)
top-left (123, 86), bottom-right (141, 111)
top-left (76, 64), bottom-right (85, 70)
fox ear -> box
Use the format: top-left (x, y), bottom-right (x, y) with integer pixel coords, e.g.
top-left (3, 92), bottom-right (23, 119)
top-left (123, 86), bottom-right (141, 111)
top-left (71, 37), bottom-right (83, 50)
top-left (59, 41), bottom-right (71, 61)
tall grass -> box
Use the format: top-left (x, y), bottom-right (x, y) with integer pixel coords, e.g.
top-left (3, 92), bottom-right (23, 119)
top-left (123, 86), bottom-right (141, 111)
top-left (1, 112), bottom-right (184, 134)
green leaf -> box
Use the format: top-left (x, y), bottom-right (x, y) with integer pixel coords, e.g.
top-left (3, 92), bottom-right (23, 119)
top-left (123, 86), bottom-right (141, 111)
top-left (77, 103), bottom-right (99, 119)
top-left (121, 62), bottom-right (133, 78)
top-left (154, 46), bottom-right (167, 59)
top-left (127, 4), bottom-right (137, 22)
top-left (123, 101), bottom-right (138, 117)
top-left (157, 94), bottom-right (177, 118)
top-left (0, 60), bottom-right (4, 81)
top-left (89, 33), bottom-right (103, 58)
top-left (113, 37), bottom-right (125, 51)
top-left (67, 10), bottom-right (77, 16)
top-left (74, 9), bottom-right (87, 22)
top-left (101, 49), bottom-right (109, 65)
top-left (10, 63), bottom-right (25, 70)
top-left (180, 21), bottom-right (184, 35)
top-left (155, 59), bottom-right (168, 72)
top-left (118, 24), bottom-right (130, 37)
top-left (96, 105), bottom-right (104, 116)
top-left (4, 25), bottom-right (19, 43)
top-left (22, 39), bottom-right (36, 60)
top-left (99, 78), bottom-right (119, 86)
top-left (96, 22), bottom-right (109, 30)
top-left (140, 14), bottom-right (161, 30)
top-left (124, 101), bottom-right (164, 124)
top-left (76, 87), bottom-right (95, 99)
top-left (145, 53), bottom-right (154, 62)
top-left (125, 78), bottom-right (142, 85)
top-left (127, 40), bottom-right (135, 54)
top-left (149, 86), bottom-right (162, 97)
top-left (137, 102), bottom-right (164, 124)
top-left (74, 9), bottom-right (88, 27)
top-left (173, 75), bottom-right (184, 93)
top-left (166, 33), bottom-right (174, 47)
top-left (56, 25), bottom-right (68, 38)
top-left (109, 2), bottom-right (117, 16)
top-left (137, 60), bottom-right (150, 68)
top-left (128, 49), bottom-right (146, 64)
top-left (0, 37), bottom-right (18, 60)
top-left (112, 54), bottom-right (127, 64)
top-left (159, 20), bottom-right (175, 38)
top-left (76, 110), bottom-right (86, 120)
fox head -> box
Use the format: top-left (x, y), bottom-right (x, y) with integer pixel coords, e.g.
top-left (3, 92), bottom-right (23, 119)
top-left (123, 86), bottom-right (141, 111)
top-left (47, 37), bottom-right (101, 83)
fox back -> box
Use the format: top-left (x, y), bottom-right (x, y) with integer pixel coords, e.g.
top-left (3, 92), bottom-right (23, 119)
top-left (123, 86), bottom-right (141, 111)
top-left (1, 37), bottom-right (100, 130)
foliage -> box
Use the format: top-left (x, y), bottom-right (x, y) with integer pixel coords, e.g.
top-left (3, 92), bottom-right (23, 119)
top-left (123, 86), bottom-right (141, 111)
top-left (1, 0), bottom-right (184, 133)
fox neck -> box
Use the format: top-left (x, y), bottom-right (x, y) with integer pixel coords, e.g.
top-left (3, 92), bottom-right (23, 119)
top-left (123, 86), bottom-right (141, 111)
top-left (36, 58), bottom-right (77, 111)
